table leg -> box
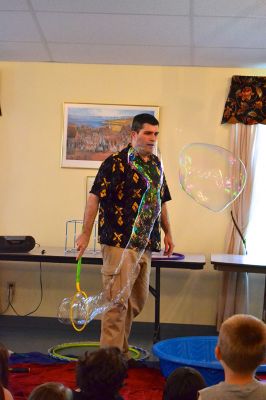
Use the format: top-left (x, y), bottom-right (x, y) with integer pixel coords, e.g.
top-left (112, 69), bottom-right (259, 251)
top-left (263, 275), bottom-right (266, 322)
top-left (148, 264), bottom-right (161, 343)
top-left (153, 265), bottom-right (161, 342)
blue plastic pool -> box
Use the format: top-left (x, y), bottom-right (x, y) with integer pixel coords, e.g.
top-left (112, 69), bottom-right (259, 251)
top-left (152, 336), bottom-right (266, 386)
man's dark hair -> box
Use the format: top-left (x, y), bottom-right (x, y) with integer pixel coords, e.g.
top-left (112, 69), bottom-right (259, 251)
top-left (76, 347), bottom-right (127, 400)
top-left (131, 113), bottom-right (159, 133)
top-left (163, 367), bottom-right (206, 400)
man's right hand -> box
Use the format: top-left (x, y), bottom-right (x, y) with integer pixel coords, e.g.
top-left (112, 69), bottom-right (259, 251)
top-left (76, 232), bottom-right (90, 260)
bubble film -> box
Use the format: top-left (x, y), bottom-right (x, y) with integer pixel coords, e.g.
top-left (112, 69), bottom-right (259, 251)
top-left (57, 297), bottom-right (72, 325)
top-left (179, 143), bottom-right (247, 212)
top-left (58, 292), bottom-right (88, 326)
top-left (58, 146), bottom-right (164, 327)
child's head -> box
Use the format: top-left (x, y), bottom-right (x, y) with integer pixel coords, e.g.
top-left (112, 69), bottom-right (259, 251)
top-left (217, 314), bottom-right (266, 374)
top-left (163, 366), bottom-right (206, 400)
top-left (28, 382), bottom-right (71, 400)
top-left (0, 343), bottom-right (9, 388)
top-left (76, 347), bottom-right (127, 399)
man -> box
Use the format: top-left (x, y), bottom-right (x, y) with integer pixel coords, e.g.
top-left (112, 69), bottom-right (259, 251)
top-left (76, 113), bottom-right (174, 360)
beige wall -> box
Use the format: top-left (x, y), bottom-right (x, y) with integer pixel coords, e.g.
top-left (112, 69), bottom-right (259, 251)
top-left (0, 62), bottom-right (264, 324)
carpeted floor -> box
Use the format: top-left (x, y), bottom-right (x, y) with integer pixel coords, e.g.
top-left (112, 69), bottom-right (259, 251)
top-left (9, 353), bottom-right (165, 400)
top-left (7, 352), bottom-right (266, 400)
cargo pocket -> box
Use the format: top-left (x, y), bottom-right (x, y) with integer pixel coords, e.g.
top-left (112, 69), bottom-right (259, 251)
top-left (101, 245), bottom-right (123, 302)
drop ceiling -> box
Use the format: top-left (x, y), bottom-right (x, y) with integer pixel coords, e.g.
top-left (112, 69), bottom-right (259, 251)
top-left (1, 0), bottom-right (266, 68)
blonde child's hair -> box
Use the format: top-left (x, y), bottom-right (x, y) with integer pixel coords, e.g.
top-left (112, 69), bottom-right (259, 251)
top-left (218, 314), bottom-right (266, 374)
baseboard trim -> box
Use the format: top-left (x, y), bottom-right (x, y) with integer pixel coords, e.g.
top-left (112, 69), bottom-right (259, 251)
top-left (0, 315), bottom-right (218, 339)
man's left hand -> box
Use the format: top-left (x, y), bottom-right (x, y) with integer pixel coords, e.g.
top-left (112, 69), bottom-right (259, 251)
top-left (163, 233), bottom-right (175, 257)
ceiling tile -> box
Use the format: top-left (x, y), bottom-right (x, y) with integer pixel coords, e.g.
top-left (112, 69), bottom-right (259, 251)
top-left (37, 13), bottom-right (190, 46)
top-left (32, 0), bottom-right (189, 15)
top-left (48, 43), bottom-right (191, 66)
top-left (194, 47), bottom-right (266, 67)
top-left (0, 11), bottom-right (42, 41)
top-left (194, 16), bottom-right (266, 48)
top-left (0, 0), bottom-right (29, 11)
top-left (0, 0), bottom-right (266, 67)
top-left (194, 0), bottom-right (266, 17)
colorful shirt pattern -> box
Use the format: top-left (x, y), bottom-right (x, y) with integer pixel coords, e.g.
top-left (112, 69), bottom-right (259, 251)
top-left (90, 145), bottom-right (171, 251)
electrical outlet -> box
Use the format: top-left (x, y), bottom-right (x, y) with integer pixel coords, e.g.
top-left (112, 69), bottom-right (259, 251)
top-left (7, 282), bottom-right (15, 303)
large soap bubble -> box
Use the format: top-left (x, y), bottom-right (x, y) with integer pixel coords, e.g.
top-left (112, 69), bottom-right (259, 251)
top-left (58, 146), bottom-right (164, 330)
top-left (58, 292), bottom-right (88, 326)
top-left (179, 143), bottom-right (247, 212)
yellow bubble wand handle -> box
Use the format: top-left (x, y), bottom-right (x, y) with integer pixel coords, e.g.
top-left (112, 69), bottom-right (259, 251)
top-left (70, 258), bottom-right (88, 332)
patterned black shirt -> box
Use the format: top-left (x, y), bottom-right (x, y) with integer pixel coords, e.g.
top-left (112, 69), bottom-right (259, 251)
top-left (91, 145), bottom-right (171, 251)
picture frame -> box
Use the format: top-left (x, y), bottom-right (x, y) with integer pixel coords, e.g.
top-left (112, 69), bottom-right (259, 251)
top-left (61, 103), bottom-right (159, 168)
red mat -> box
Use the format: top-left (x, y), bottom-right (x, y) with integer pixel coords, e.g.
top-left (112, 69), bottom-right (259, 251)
top-left (9, 362), bottom-right (165, 400)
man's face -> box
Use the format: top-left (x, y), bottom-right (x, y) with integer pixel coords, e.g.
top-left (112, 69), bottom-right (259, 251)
top-left (131, 123), bottom-right (159, 157)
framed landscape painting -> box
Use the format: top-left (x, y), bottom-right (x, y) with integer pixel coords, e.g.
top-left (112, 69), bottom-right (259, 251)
top-left (61, 103), bottom-right (159, 168)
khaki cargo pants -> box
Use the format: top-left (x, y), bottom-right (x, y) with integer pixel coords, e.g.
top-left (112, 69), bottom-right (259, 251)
top-left (100, 245), bottom-right (151, 359)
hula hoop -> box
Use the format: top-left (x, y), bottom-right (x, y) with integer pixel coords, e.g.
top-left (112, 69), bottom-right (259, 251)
top-left (48, 342), bottom-right (149, 362)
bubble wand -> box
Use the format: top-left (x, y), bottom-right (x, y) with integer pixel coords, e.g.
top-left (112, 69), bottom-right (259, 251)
top-left (70, 258), bottom-right (88, 332)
